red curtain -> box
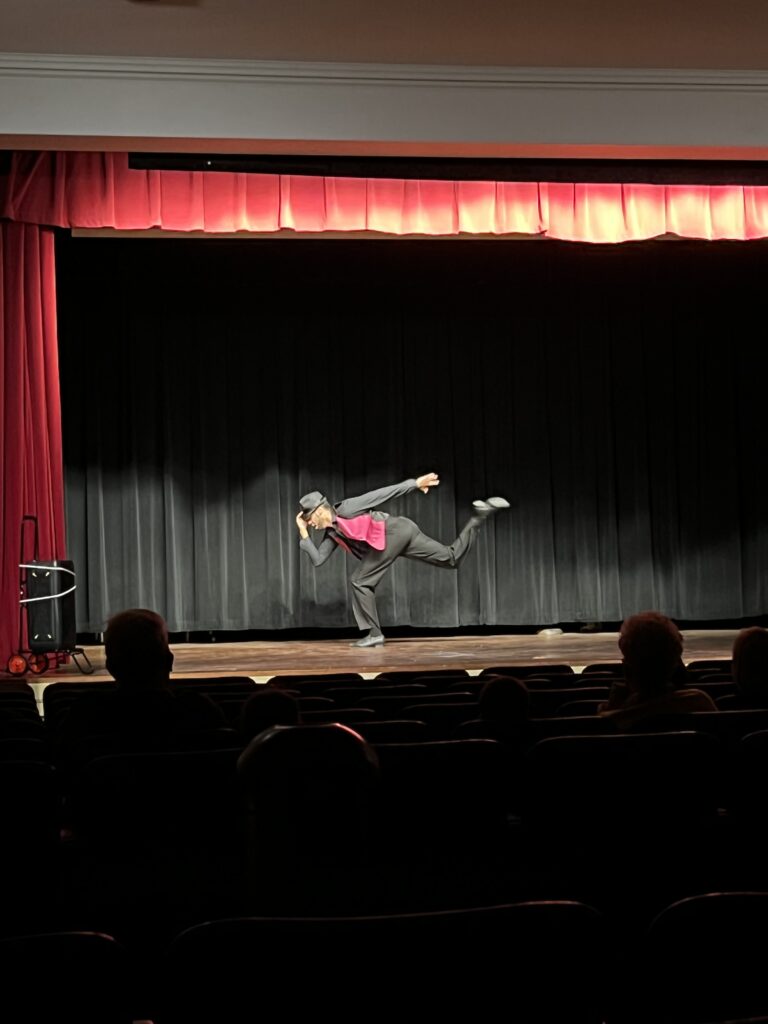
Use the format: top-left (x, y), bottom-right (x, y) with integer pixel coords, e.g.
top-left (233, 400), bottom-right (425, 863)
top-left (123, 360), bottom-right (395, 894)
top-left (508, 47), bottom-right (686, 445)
top-left (5, 151), bottom-right (768, 242)
top-left (0, 221), bottom-right (65, 666)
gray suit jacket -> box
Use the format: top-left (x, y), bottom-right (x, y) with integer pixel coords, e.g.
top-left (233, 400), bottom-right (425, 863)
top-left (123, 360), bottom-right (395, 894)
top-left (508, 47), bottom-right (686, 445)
top-left (299, 478), bottom-right (419, 566)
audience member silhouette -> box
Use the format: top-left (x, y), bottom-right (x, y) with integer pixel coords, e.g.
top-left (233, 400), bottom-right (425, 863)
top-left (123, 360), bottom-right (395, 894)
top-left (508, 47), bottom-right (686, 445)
top-left (56, 608), bottom-right (224, 760)
top-left (731, 626), bottom-right (768, 708)
top-left (237, 722), bottom-right (381, 912)
top-left (237, 687), bottom-right (300, 742)
top-left (473, 674), bottom-right (530, 742)
top-left (598, 611), bottom-right (716, 730)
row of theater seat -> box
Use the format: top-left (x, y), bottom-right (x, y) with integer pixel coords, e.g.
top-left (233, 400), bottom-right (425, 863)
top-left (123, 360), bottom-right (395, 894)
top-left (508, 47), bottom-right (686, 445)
top-left (0, 660), bottom-right (765, 1024)
top-left (5, 728), bottom-right (768, 873)
top-left (2, 893), bottom-right (768, 1024)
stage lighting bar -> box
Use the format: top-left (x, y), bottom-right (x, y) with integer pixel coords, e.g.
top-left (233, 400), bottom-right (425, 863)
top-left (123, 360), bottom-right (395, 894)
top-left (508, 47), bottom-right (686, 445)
top-left (128, 153), bottom-right (768, 185)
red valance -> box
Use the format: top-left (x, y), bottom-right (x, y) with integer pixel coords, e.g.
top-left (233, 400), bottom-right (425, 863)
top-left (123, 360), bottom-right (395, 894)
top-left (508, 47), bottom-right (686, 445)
top-left (5, 151), bottom-right (768, 243)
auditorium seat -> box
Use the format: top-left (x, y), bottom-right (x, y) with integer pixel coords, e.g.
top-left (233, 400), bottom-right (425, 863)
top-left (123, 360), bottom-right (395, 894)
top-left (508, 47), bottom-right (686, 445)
top-left (479, 663), bottom-right (575, 678)
top-left (0, 930), bottom-right (139, 1024)
top-left (159, 901), bottom-right (609, 1023)
top-left (636, 892), bottom-right (768, 1024)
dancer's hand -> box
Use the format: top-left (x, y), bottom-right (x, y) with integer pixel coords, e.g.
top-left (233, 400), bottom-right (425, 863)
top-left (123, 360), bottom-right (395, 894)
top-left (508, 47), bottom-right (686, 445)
top-left (295, 512), bottom-right (309, 539)
top-left (416, 472), bottom-right (440, 494)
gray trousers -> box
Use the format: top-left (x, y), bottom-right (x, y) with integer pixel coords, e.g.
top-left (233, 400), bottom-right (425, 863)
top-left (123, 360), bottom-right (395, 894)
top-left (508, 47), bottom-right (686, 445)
top-left (348, 514), bottom-right (484, 634)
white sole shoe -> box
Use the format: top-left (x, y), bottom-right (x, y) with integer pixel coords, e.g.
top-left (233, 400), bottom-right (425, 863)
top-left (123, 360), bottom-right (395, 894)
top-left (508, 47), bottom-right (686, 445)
top-left (472, 496), bottom-right (510, 515)
top-left (350, 634), bottom-right (385, 648)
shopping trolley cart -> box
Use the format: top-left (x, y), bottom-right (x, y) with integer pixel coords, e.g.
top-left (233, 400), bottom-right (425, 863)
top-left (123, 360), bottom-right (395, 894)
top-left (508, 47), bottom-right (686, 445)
top-left (5, 516), bottom-right (93, 676)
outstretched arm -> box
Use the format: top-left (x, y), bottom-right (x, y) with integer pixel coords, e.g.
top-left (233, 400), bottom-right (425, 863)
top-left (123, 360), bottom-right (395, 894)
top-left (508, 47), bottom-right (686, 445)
top-left (335, 473), bottom-right (439, 517)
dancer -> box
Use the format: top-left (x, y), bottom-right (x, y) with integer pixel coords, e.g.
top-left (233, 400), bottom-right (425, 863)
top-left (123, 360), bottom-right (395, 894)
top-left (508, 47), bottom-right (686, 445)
top-left (296, 473), bottom-right (509, 647)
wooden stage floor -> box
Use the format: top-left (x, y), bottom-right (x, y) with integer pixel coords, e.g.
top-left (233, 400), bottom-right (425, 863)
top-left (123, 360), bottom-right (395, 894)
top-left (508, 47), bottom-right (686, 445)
top-left (43, 628), bottom-right (739, 684)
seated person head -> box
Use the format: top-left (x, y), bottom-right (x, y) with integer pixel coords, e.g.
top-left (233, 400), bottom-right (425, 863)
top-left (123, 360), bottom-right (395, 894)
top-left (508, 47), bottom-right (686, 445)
top-left (104, 608), bottom-right (174, 690)
top-left (618, 611), bottom-right (683, 698)
top-left (478, 675), bottom-right (529, 725)
top-left (732, 626), bottom-right (768, 699)
top-left (239, 688), bottom-right (300, 740)
top-left (237, 723), bottom-right (381, 852)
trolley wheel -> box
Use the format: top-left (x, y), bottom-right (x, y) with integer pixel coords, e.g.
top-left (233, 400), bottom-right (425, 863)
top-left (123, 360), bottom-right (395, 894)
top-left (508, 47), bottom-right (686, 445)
top-left (26, 653), bottom-right (49, 675)
top-left (6, 653), bottom-right (28, 676)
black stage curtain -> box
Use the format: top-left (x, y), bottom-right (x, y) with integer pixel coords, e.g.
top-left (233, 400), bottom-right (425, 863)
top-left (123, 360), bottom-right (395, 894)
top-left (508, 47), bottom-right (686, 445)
top-left (57, 236), bottom-right (768, 633)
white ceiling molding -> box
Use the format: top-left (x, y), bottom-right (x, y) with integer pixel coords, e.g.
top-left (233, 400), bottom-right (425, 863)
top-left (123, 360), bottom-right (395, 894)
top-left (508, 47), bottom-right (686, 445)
top-left (5, 53), bottom-right (768, 89)
top-left (3, 52), bottom-right (768, 152)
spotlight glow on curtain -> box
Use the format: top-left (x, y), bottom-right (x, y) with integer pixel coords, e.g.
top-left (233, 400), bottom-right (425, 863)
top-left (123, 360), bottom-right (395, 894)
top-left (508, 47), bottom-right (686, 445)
top-left (4, 151), bottom-right (768, 242)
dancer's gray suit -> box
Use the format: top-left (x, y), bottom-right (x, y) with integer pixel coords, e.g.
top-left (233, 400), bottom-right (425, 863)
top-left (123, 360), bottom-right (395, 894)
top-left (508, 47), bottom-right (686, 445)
top-left (298, 479), bottom-right (486, 634)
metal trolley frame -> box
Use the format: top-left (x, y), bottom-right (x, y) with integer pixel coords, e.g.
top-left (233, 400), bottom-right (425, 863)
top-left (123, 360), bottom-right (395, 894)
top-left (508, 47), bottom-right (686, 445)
top-left (5, 516), bottom-right (93, 677)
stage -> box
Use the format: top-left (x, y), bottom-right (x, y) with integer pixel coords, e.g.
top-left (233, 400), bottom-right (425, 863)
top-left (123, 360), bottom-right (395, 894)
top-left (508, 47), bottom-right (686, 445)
top-left (41, 628), bottom-right (738, 684)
